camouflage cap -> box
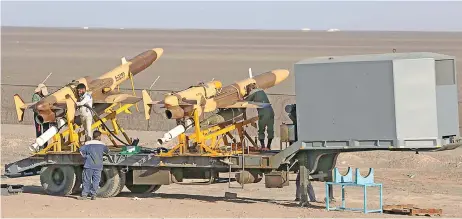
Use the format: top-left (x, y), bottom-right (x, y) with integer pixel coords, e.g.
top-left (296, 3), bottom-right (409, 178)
top-left (35, 84), bottom-right (48, 96)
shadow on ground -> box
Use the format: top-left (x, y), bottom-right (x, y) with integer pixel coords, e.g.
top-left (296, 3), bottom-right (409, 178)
top-left (117, 191), bottom-right (325, 209)
top-left (21, 185), bottom-right (83, 200)
top-left (17, 183), bottom-right (324, 210)
top-left (22, 185), bottom-right (46, 195)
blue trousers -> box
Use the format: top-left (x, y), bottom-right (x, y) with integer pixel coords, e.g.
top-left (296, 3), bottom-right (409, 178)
top-left (82, 168), bottom-right (102, 197)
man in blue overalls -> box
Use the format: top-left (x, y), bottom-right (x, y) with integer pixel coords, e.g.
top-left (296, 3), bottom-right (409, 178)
top-left (78, 130), bottom-right (109, 200)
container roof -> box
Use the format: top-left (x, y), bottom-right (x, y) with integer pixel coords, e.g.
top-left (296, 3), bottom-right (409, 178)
top-left (296, 52), bottom-right (455, 65)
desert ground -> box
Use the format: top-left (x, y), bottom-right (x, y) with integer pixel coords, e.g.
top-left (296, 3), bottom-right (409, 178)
top-left (1, 124), bottom-right (462, 218)
top-left (1, 27), bottom-right (462, 217)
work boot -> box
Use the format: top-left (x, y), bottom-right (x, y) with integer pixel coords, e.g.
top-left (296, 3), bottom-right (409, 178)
top-left (91, 195), bottom-right (97, 200)
top-left (267, 138), bottom-right (273, 150)
top-left (77, 195), bottom-right (87, 200)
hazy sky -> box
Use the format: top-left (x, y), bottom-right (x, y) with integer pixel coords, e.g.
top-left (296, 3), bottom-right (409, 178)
top-left (2, 1), bottom-right (462, 31)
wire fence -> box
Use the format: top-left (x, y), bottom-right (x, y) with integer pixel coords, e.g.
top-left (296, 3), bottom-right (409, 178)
top-left (1, 84), bottom-right (296, 135)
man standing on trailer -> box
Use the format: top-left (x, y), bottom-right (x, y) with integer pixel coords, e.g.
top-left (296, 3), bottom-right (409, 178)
top-left (286, 104), bottom-right (317, 203)
top-left (76, 83), bottom-right (93, 140)
top-left (244, 83), bottom-right (275, 151)
top-left (78, 130), bottom-right (109, 200)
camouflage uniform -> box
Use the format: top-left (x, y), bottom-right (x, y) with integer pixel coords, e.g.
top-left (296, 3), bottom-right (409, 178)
top-left (32, 93), bottom-right (43, 138)
top-left (288, 104), bottom-right (297, 124)
top-left (245, 88), bottom-right (274, 149)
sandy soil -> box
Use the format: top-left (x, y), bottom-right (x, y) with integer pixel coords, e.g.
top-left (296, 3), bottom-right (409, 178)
top-left (1, 124), bottom-right (461, 218)
top-left (3, 27), bottom-right (462, 95)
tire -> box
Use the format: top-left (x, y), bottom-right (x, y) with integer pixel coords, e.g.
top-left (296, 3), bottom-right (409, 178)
top-left (126, 184), bottom-right (161, 194)
top-left (254, 176), bottom-right (263, 183)
top-left (97, 166), bottom-right (122, 198)
top-left (235, 170), bottom-right (263, 184)
top-left (40, 165), bottom-right (76, 196)
top-left (110, 170), bottom-right (126, 197)
top-left (71, 166), bottom-right (83, 195)
top-left (125, 169), bottom-right (161, 194)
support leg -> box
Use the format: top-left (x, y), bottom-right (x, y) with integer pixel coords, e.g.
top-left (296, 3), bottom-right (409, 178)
top-left (295, 171), bottom-right (300, 200)
top-left (379, 184), bottom-right (383, 213)
top-left (296, 170), bottom-right (316, 202)
top-left (325, 183), bottom-right (330, 210)
top-left (298, 152), bottom-right (310, 207)
top-left (329, 184), bottom-right (334, 201)
top-left (363, 185), bottom-right (367, 213)
top-left (325, 155), bottom-right (337, 202)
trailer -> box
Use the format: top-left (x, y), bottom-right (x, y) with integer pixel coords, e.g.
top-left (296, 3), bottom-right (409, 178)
top-left (4, 52), bottom-right (461, 205)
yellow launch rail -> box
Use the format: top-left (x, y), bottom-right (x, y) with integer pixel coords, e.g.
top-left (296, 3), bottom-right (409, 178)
top-left (35, 103), bottom-right (134, 154)
top-left (160, 109), bottom-right (260, 157)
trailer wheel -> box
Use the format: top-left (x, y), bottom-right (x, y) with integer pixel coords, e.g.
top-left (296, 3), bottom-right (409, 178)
top-left (40, 165), bottom-right (76, 196)
top-left (126, 184), bottom-right (161, 194)
top-left (235, 170), bottom-right (263, 184)
top-left (125, 169), bottom-right (161, 194)
top-left (71, 166), bottom-right (83, 195)
top-left (110, 170), bottom-right (126, 197)
top-left (254, 175), bottom-right (263, 183)
top-left (97, 166), bottom-right (122, 198)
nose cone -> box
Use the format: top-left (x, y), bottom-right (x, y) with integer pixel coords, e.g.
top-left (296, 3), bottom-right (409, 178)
top-left (152, 48), bottom-right (164, 58)
top-left (247, 69), bottom-right (290, 91)
top-left (129, 48), bottom-right (164, 75)
top-left (270, 69), bottom-right (290, 85)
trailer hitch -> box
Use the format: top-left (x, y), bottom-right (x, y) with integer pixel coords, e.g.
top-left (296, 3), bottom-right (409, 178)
top-left (1, 184), bottom-right (24, 196)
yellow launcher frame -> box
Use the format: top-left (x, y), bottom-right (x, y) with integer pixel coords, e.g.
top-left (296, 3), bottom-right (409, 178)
top-left (35, 103), bottom-right (134, 155)
top-left (160, 108), bottom-right (259, 157)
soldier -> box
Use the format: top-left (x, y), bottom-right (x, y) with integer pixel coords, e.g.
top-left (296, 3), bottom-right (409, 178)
top-left (245, 83), bottom-right (274, 150)
top-left (285, 104), bottom-right (297, 142)
top-left (32, 84), bottom-right (50, 147)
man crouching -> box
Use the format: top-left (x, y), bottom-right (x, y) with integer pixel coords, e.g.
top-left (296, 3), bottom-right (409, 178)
top-left (78, 130), bottom-right (109, 200)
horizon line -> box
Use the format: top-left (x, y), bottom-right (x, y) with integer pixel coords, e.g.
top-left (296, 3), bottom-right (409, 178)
top-left (3, 25), bottom-right (462, 33)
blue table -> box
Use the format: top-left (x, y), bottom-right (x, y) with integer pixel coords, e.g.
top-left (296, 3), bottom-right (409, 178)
top-left (325, 182), bottom-right (383, 214)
